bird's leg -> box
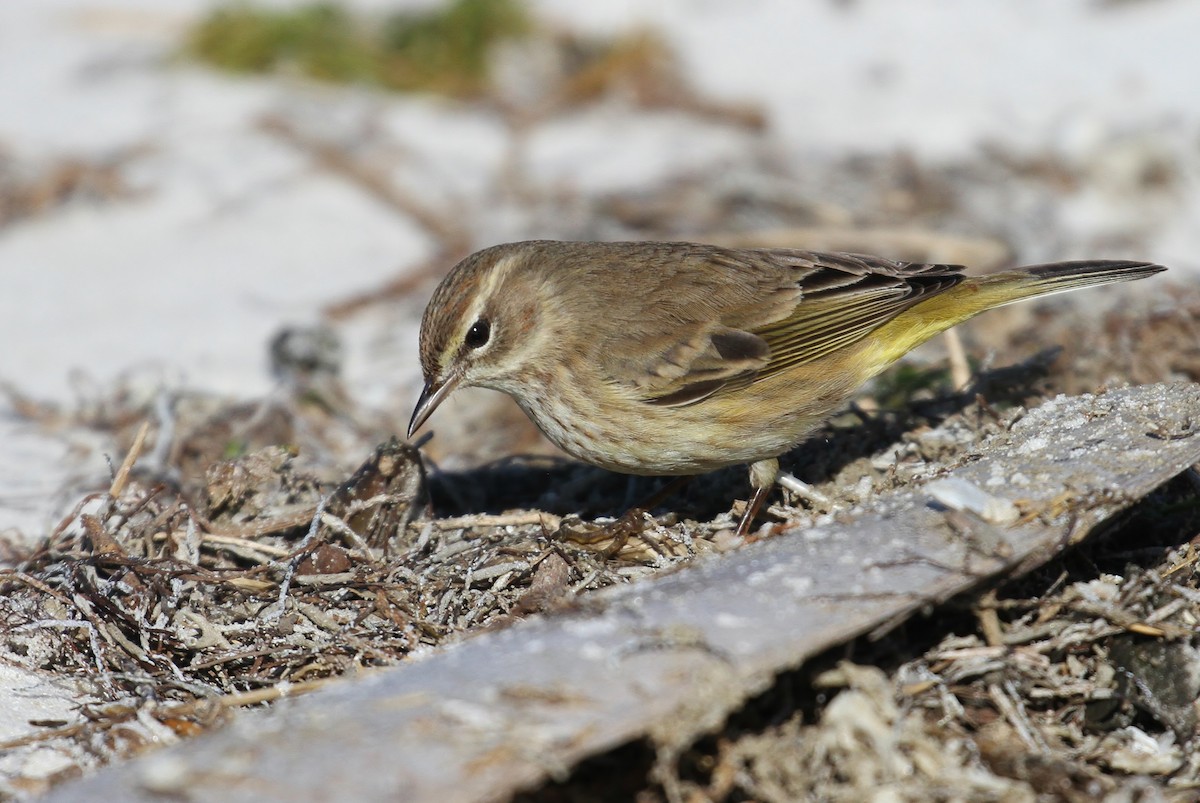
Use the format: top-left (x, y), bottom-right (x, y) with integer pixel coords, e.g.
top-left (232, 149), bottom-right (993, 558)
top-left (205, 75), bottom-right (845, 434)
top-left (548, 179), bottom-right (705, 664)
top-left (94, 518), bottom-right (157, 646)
top-left (736, 486), bottom-right (771, 537)
top-left (737, 458), bottom-right (779, 537)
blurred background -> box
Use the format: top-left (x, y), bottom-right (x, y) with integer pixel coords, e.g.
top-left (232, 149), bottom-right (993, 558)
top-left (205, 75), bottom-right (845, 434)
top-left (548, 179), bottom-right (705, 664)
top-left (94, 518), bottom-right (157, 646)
top-left (1, 0), bottom-right (1197, 530)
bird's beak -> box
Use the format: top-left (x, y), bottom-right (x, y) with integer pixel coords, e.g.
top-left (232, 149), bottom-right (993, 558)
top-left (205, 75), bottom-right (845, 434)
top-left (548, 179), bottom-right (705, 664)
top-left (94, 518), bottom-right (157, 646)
top-left (407, 373), bottom-right (460, 438)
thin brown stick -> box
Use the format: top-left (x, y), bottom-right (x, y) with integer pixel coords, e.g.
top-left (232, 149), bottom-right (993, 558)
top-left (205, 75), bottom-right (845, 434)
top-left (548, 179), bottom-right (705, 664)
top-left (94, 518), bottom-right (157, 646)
top-left (108, 421), bottom-right (150, 499)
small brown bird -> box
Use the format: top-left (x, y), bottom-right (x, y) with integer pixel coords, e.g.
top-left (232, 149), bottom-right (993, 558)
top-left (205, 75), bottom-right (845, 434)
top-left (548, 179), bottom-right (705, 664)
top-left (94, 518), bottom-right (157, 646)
top-left (408, 241), bottom-right (1164, 534)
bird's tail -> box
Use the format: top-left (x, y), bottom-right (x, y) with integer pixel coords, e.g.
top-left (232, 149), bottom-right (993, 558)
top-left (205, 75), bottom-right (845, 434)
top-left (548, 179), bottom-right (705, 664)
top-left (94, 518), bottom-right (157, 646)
top-left (981, 260), bottom-right (1167, 305)
top-left (864, 260), bottom-right (1165, 370)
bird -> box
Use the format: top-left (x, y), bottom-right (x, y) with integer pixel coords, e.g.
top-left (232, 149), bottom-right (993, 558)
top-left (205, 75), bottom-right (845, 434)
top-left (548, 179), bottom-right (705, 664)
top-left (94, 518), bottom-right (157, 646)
top-left (407, 240), bottom-right (1164, 536)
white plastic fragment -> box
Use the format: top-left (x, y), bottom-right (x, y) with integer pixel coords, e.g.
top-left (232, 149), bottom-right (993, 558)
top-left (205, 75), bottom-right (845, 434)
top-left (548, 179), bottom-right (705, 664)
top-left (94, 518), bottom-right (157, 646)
top-left (925, 478), bottom-right (1020, 525)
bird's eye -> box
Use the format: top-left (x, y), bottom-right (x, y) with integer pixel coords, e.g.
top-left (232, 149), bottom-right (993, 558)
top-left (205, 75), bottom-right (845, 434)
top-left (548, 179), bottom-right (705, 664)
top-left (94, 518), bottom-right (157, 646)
top-left (464, 319), bottom-right (491, 349)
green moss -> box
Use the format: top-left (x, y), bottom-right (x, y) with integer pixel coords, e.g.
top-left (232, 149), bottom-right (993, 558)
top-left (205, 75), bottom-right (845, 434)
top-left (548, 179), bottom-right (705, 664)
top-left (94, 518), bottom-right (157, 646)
top-left (185, 0), bottom-right (530, 97)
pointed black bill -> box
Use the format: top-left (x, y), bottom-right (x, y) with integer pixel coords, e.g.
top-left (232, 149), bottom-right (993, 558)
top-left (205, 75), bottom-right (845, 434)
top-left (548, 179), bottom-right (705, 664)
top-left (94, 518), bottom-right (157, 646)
top-left (407, 374), bottom-right (460, 438)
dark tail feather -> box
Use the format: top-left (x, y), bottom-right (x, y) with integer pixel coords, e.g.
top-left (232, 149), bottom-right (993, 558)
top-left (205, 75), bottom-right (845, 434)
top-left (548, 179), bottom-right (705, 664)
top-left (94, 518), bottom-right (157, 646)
top-left (1019, 260), bottom-right (1166, 294)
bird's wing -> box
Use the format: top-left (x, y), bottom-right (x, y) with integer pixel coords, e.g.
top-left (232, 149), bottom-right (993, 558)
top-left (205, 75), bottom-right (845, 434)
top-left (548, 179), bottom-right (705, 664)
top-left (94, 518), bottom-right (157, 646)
top-left (628, 249), bottom-right (966, 407)
top-left (749, 251), bottom-right (965, 380)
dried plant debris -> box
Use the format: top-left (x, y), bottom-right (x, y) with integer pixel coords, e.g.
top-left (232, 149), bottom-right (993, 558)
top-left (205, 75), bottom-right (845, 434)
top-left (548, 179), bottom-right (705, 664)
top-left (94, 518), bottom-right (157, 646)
top-left (0, 393), bottom-right (714, 787)
top-left (1003, 292), bottom-right (1200, 396)
top-left (574, 140), bottom-right (1176, 262)
top-left (0, 149), bottom-right (137, 230)
top-left (820, 562), bottom-right (1200, 801)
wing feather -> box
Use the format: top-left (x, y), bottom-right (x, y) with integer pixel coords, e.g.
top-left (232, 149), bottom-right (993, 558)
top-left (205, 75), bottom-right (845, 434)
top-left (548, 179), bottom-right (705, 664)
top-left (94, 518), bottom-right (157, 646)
top-left (586, 243), bottom-right (967, 406)
top-left (752, 261), bottom-right (964, 380)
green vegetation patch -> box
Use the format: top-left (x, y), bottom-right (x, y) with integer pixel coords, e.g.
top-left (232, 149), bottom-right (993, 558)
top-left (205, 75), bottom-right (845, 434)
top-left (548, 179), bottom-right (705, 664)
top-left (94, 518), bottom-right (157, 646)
top-left (185, 0), bottom-right (531, 97)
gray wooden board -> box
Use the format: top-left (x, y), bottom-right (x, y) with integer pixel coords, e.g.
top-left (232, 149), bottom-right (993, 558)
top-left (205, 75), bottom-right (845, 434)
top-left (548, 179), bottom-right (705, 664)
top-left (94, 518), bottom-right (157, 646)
top-left (47, 383), bottom-right (1200, 802)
